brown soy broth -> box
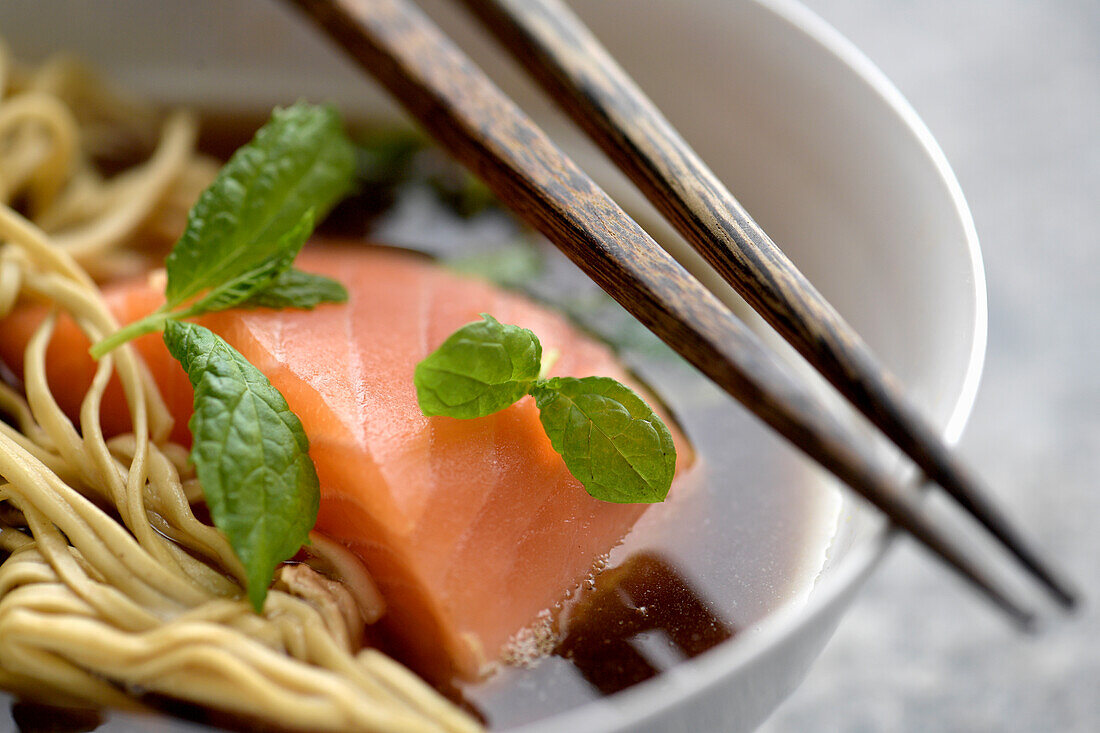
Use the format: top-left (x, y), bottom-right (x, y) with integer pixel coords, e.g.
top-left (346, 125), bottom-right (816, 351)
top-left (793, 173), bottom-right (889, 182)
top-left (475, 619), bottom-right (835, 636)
top-left (3, 116), bottom-right (837, 731)
top-left (457, 366), bottom-right (834, 729)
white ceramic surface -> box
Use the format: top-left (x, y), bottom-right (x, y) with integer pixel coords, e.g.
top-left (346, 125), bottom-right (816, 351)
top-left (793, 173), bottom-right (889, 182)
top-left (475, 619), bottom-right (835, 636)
top-left (0, 1), bottom-right (986, 731)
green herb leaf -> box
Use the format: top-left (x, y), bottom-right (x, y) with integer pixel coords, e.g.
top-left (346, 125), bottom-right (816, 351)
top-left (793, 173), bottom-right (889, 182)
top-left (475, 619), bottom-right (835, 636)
top-left (446, 244), bottom-right (544, 290)
top-left (164, 320), bottom-right (319, 612)
top-left (531, 376), bottom-right (676, 504)
top-left (414, 314), bottom-right (542, 419)
top-left (355, 127), bottom-right (424, 186)
top-left (164, 102), bottom-right (354, 309)
top-left (179, 209), bottom-right (315, 318)
top-left (239, 267), bottom-right (348, 311)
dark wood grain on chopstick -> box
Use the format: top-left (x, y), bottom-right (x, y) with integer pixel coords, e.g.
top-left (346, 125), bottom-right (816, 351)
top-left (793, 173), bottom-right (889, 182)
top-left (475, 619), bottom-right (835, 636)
top-left (456, 0), bottom-right (1075, 608)
top-left (285, 0), bottom-right (1037, 625)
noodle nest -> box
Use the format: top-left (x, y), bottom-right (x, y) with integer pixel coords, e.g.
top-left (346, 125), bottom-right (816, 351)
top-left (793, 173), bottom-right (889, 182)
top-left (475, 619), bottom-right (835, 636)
top-left (0, 43), bottom-right (480, 733)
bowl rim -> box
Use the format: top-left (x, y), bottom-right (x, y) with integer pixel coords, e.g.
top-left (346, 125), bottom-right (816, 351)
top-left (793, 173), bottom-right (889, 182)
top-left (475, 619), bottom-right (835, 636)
top-left (511, 0), bottom-right (988, 730)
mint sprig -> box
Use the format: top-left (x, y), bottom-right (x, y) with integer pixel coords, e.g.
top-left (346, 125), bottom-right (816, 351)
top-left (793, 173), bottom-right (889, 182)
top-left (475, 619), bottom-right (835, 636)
top-left (413, 316), bottom-right (677, 504)
top-left (91, 102), bottom-right (354, 357)
top-left (164, 103), bottom-right (352, 306)
top-left (91, 103), bottom-right (356, 611)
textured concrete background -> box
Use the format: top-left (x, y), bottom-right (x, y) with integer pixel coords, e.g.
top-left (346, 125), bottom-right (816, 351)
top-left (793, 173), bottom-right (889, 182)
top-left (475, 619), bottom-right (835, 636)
top-left (762, 2), bottom-right (1099, 731)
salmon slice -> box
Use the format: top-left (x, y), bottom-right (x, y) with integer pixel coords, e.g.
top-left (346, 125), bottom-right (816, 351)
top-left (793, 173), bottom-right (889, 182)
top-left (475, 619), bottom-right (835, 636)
top-left (0, 244), bottom-right (692, 682)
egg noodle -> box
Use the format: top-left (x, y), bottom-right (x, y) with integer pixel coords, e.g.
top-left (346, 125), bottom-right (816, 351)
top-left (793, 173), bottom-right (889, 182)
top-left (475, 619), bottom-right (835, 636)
top-left (0, 42), bottom-right (480, 732)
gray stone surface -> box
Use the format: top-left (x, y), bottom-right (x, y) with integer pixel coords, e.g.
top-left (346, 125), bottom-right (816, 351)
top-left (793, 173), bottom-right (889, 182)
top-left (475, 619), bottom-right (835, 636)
top-left (762, 2), bottom-right (1099, 732)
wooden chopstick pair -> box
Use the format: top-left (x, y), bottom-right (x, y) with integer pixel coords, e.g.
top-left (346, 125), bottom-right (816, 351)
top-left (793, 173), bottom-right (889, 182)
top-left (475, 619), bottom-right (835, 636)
top-left (284, 0), bottom-right (1077, 626)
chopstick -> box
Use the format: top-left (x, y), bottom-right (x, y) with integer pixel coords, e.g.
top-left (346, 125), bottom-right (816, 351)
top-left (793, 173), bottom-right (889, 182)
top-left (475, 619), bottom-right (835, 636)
top-left (285, 0), bottom-right (1044, 626)
top-left (453, 0), bottom-right (1076, 611)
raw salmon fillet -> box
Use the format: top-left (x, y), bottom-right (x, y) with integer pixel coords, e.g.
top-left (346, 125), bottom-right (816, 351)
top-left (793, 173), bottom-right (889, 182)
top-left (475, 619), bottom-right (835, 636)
top-left (0, 244), bottom-right (691, 681)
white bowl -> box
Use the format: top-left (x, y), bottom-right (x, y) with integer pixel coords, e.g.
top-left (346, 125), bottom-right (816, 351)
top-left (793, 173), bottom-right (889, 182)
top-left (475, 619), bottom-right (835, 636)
top-left (0, 0), bottom-right (986, 731)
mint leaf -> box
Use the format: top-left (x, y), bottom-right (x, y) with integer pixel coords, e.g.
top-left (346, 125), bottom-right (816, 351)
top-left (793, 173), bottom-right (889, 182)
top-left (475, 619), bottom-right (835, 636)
top-left (164, 320), bottom-right (319, 612)
top-left (180, 209), bottom-right (315, 318)
top-left (239, 267), bottom-right (348, 311)
top-left (532, 376), bottom-right (676, 504)
top-left (164, 102), bottom-right (354, 309)
top-left (414, 314), bottom-right (542, 419)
